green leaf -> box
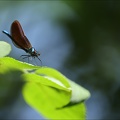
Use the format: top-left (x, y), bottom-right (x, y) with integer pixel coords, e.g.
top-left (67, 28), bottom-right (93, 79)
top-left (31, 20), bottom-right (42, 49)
top-left (69, 80), bottom-right (90, 103)
top-left (22, 65), bottom-right (90, 119)
top-left (0, 41), bottom-right (11, 58)
top-left (23, 82), bottom-right (86, 119)
top-left (0, 57), bottom-right (40, 73)
top-left (0, 57), bottom-right (90, 119)
top-left (35, 67), bottom-right (71, 89)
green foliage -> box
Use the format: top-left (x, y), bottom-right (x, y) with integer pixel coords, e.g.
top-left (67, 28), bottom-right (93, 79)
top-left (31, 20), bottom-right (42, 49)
top-left (0, 57), bottom-right (90, 119)
top-left (0, 70), bottom-right (24, 108)
top-left (0, 42), bottom-right (90, 119)
top-left (0, 41), bottom-right (11, 58)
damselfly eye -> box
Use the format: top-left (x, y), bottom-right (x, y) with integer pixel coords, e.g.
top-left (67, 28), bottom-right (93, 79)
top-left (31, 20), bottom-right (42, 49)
top-left (32, 47), bottom-right (35, 52)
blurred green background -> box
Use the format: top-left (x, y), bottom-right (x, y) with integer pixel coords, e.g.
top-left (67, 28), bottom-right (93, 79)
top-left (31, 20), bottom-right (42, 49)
top-left (0, 0), bottom-right (120, 119)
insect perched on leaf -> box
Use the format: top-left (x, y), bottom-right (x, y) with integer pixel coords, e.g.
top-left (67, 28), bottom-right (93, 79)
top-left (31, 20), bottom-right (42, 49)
top-left (2, 20), bottom-right (41, 63)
